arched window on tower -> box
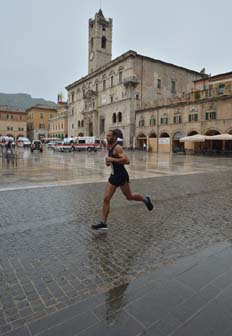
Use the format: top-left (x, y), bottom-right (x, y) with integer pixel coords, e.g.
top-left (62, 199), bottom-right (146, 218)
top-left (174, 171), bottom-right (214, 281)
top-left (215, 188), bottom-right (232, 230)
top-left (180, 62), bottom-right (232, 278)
top-left (118, 112), bottom-right (122, 123)
top-left (112, 113), bottom-right (116, 123)
top-left (91, 37), bottom-right (93, 50)
top-left (101, 36), bottom-right (106, 49)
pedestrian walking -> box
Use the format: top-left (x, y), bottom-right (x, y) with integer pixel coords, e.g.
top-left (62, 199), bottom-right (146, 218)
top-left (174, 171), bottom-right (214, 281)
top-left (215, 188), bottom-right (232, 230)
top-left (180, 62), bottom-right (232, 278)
top-left (92, 129), bottom-right (153, 231)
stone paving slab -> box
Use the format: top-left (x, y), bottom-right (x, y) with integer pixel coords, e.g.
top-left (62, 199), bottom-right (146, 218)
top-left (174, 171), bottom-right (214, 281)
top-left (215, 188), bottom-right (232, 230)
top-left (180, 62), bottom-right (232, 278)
top-left (3, 242), bottom-right (231, 336)
top-left (1, 170), bottom-right (232, 335)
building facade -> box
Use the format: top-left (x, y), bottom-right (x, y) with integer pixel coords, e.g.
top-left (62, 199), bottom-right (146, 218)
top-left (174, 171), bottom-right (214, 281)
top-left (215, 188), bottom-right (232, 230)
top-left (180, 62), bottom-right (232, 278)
top-left (48, 102), bottom-right (68, 139)
top-left (66, 10), bottom-right (204, 148)
top-left (27, 105), bottom-right (57, 141)
top-left (0, 106), bottom-right (27, 139)
top-left (136, 71), bottom-right (232, 153)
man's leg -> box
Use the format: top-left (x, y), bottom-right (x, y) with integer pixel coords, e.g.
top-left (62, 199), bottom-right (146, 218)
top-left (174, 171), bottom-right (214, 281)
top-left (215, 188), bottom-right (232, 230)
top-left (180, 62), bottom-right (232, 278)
top-left (120, 182), bottom-right (145, 202)
top-left (120, 183), bottom-right (153, 210)
top-left (92, 182), bottom-right (117, 230)
top-left (102, 182), bottom-right (117, 224)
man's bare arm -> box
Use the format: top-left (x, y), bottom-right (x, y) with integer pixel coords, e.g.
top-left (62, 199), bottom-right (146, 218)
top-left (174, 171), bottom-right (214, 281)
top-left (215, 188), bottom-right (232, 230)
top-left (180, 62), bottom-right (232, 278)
top-left (106, 146), bottom-right (130, 165)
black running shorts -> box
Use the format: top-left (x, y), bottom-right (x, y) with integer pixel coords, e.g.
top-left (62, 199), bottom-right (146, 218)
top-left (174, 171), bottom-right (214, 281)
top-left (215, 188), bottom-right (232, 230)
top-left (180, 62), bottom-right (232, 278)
top-left (108, 171), bottom-right (129, 187)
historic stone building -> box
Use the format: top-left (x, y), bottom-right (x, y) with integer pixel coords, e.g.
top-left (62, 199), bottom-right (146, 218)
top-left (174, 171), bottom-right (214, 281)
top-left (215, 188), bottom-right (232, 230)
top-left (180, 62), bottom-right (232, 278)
top-left (136, 71), bottom-right (232, 153)
top-left (48, 102), bottom-right (68, 139)
top-left (0, 106), bottom-right (27, 140)
top-left (27, 105), bottom-right (57, 141)
top-left (66, 10), bottom-right (204, 147)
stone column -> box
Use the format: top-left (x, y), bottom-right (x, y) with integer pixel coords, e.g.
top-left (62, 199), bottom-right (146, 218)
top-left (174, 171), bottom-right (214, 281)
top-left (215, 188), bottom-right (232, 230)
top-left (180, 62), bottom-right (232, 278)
top-left (92, 110), bottom-right (99, 137)
top-left (84, 114), bottom-right (89, 136)
top-left (124, 76), bottom-right (139, 148)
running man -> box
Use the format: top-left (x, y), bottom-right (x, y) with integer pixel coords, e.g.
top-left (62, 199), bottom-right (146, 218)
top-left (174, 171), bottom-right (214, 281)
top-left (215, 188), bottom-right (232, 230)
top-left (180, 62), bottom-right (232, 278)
top-left (92, 129), bottom-right (153, 231)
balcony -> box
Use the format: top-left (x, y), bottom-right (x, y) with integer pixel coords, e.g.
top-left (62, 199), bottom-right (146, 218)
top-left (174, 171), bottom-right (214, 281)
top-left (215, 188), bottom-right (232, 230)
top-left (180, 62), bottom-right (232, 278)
top-left (123, 76), bottom-right (139, 88)
top-left (83, 90), bottom-right (98, 99)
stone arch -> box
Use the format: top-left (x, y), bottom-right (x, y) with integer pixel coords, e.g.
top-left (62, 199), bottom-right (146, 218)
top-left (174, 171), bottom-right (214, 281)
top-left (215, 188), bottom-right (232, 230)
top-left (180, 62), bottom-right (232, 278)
top-left (204, 128), bottom-right (220, 136)
top-left (158, 132), bottom-right (170, 153)
top-left (172, 131), bottom-right (184, 153)
top-left (109, 70), bottom-right (115, 76)
top-left (149, 132), bottom-right (157, 138)
top-left (187, 130), bottom-right (199, 136)
top-left (204, 129), bottom-right (221, 151)
top-left (136, 132), bottom-right (147, 149)
top-left (6, 134), bottom-right (14, 139)
top-left (148, 132), bottom-right (157, 152)
top-left (137, 132), bottom-right (146, 138)
top-left (159, 132), bottom-right (170, 138)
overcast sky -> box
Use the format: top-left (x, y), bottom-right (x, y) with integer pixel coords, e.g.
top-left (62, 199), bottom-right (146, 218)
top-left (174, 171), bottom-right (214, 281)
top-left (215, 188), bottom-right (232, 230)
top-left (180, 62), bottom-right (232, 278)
top-left (0, 0), bottom-right (231, 102)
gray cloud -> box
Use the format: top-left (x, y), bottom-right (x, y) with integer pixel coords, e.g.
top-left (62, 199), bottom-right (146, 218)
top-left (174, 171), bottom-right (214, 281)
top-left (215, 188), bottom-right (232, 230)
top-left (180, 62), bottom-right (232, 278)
top-left (0, 0), bottom-right (231, 101)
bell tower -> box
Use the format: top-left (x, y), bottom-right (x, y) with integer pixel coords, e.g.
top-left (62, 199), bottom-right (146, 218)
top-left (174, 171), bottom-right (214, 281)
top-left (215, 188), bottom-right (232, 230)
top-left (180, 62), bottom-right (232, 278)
top-left (88, 10), bottom-right (112, 74)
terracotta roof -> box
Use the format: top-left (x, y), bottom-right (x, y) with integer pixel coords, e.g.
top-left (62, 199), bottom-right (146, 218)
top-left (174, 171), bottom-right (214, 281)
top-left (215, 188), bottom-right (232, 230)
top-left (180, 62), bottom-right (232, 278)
top-left (194, 71), bottom-right (232, 83)
top-left (26, 105), bottom-right (57, 112)
top-left (0, 109), bottom-right (26, 114)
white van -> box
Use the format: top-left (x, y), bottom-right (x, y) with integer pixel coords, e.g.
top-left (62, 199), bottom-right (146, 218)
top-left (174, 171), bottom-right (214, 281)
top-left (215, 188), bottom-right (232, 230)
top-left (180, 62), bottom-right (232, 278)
top-left (17, 137), bottom-right (31, 148)
top-left (56, 136), bottom-right (102, 152)
top-left (73, 137), bottom-right (102, 152)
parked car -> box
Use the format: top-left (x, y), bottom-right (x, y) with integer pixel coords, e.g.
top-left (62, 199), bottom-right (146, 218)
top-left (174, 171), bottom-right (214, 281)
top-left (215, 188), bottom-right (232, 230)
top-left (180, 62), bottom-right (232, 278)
top-left (31, 140), bottom-right (43, 152)
top-left (47, 141), bottom-right (58, 149)
top-left (17, 137), bottom-right (31, 148)
top-left (52, 141), bottom-right (64, 151)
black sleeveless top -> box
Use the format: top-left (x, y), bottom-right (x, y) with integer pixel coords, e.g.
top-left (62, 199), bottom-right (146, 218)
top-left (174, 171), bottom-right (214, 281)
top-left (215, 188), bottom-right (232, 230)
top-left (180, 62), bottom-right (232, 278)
top-left (108, 143), bottom-right (128, 176)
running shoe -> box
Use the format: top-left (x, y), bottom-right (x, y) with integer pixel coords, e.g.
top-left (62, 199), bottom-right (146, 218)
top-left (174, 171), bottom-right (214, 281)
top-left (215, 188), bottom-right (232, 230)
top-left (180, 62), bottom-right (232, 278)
top-left (92, 222), bottom-right (108, 231)
top-left (144, 195), bottom-right (153, 211)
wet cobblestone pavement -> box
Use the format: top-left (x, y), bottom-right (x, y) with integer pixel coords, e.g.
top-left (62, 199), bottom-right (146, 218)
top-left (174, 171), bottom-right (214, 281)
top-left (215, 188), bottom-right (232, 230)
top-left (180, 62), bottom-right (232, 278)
top-left (1, 151), bottom-right (232, 335)
top-left (1, 148), bottom-right (232, 190)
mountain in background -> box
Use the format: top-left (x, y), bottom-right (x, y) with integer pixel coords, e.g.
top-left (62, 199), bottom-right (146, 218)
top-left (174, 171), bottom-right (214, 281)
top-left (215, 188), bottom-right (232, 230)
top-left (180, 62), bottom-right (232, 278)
top-left (0, 93), bottom-right (57, 111)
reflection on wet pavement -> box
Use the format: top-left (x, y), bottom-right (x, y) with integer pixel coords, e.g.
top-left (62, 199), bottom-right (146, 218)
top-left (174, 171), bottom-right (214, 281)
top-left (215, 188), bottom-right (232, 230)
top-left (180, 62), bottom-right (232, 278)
top-left (1, 148), bottom-right (232, 190)
top-left (1, 147), bottom-right (232, 334)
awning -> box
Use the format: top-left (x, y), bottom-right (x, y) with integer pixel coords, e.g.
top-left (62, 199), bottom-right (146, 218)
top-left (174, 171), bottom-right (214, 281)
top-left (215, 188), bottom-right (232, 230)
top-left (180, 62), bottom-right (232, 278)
top-left (180, 133), bottom-right (232, 142)
top-left (205, 134), bottom-right (232, 140)
top-left (180, 134), bottom-right (206, 142)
